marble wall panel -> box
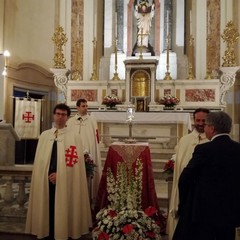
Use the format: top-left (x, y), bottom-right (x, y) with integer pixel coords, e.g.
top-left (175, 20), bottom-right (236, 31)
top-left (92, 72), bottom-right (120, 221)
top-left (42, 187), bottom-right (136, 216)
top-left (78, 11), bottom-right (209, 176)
top-left (71, 89), bottom-right (98, 102)
top-left (185, 89), bottom-right (215, 102)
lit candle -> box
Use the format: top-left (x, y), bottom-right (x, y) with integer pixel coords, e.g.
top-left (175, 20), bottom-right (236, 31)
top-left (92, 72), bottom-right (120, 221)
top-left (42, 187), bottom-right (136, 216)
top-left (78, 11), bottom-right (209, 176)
top-left (93, 0), bottom-right (96, 38)
top-left (77, 14), bottom-right (79, 39)
top-left (166, 10), bottom-right (169, 36)
top-left (115, 12), bottom-right (118, 38)
top-left (190, 10), bottom-right (192, 35)
top-left (207, 10), bottom-right (210, 35)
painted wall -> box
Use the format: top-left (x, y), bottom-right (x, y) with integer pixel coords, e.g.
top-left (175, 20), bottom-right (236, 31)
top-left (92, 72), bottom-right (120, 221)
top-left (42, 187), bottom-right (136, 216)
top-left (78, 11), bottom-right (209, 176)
top-left (3, 0), bottom-right (57, 69)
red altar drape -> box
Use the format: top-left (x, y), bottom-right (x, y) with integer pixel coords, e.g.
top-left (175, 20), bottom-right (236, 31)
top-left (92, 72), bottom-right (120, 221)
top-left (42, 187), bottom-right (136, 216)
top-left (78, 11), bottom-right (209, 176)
top-left (94, 142), bottom-right (166, 233)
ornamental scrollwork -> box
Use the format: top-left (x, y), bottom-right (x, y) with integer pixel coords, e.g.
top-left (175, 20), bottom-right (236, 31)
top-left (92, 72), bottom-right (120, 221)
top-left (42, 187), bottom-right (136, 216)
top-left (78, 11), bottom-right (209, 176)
top-left (219, 71), bottom-right (236, 105)
top-left (51, 69), bottom-right (70, 103)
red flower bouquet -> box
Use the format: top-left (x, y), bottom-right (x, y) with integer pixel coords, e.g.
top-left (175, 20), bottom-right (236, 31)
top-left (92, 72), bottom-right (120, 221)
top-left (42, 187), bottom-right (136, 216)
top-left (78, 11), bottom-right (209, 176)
top-left (160, 94), bottom-right (180, 107)
top-left (102, 95), bottom-right (122, 108)
top-left (163, 155), bottom-right (175, 174)
top-left (93, 159), bottom-right (161, 240)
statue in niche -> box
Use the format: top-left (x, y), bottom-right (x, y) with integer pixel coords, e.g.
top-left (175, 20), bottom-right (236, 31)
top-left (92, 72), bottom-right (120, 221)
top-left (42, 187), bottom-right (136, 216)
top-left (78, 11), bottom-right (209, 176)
top-left (132, 0), bottom-right (155, 56)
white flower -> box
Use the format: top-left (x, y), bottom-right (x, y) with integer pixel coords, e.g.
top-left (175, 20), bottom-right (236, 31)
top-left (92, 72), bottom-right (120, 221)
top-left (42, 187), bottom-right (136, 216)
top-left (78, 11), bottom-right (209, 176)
top-left (93, 159), bottom-right (161, 239)
top-left (103, 218), bottom-right (109, 224)
top-left (83, 149), bottom-right (88, 154)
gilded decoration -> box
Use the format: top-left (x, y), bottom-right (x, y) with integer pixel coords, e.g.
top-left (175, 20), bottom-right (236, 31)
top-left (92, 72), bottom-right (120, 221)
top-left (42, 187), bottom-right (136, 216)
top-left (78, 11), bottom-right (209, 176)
top-left (71, 0), bottom-right (84, 80)
top-left (207, 0), bottom-right (221, 74)
top-left (52, 26), bottom-right (68, 69)
top-left (131, 70), bottom-right (150, 97)
top-left (221, 21), bottom-right (239, 67)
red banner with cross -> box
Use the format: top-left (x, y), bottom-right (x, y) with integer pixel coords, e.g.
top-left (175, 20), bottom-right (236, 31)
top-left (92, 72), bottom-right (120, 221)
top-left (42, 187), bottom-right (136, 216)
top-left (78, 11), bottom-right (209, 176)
top-left (14, 98), bottom-right (41, 139)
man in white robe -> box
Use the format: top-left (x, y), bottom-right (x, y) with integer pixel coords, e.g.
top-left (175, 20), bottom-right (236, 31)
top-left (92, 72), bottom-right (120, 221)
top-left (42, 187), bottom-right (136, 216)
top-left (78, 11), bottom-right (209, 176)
top-left (67, 99), bottom-right (101, 208)
top-left (26, 103), bottom-right (92, 240)
top-left (167, 108), bottom-right (210, 239)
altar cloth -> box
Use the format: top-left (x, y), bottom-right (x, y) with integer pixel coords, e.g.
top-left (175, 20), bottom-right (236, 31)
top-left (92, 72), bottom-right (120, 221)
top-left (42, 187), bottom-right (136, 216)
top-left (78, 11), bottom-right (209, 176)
top-left (94, 141), bottom-right (167, 233)
top-left (92, 111), bottom-right (192, 131)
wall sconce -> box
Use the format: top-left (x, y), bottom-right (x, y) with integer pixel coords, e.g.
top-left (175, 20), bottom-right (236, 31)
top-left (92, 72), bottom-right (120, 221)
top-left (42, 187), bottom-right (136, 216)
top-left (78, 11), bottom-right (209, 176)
top-left (2, 50), bottom-right (10, 76)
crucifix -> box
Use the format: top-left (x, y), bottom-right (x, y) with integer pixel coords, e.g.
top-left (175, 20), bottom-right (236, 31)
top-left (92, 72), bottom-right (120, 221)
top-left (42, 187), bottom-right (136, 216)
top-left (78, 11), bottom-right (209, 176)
top-left (137, 28), bottom-right (149, 60)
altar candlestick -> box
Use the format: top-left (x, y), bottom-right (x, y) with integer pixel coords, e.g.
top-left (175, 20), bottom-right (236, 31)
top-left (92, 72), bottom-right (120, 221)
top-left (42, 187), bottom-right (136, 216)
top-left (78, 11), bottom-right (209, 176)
top-left (166, 10), bottom-right (169, 36)
top-left (115, 12), bottom-right (118, 38)
top-left (190, 10), bottom-right (192, 35)
top-left (93, 1), bottom-right (96, 38)
top-left (207, 10), bottom-right (210, 35)
top-left (77, 14), bottom-right (80, 39)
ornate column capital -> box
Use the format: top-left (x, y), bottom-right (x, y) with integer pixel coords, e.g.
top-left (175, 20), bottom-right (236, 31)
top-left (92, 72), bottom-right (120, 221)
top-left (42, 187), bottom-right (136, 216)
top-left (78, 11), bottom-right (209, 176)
top-left (50, 68), bottom-right (70, 103)
top-left (219, 66), bottom-right (240, 105)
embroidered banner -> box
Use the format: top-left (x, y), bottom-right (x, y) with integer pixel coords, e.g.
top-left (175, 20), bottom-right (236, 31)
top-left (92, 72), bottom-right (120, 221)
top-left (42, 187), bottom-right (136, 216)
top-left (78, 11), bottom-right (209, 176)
top-left (14, 98), bottom-right (41, 139)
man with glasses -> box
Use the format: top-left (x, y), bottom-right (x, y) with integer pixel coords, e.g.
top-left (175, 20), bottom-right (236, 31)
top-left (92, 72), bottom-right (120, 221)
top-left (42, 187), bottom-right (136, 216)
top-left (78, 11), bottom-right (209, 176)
top-left (67, 98), bottom-right (101, 208)
top-left (26, 103), bottom-right (92, 239)
top-left (173, 111), bottom-right (240, 240)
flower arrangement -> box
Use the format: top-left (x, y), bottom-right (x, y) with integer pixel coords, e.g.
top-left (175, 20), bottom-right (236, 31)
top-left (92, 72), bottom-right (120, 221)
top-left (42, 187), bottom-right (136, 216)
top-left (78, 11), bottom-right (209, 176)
top-left (102, 95), bottom-right (122, 108)
top-left (84, 150), bottom-right (96, 178)
top-left (93, 159), bottom-right (162, 240)
top-left (163, 154), bottom-right (175, 174)
top-left (159, 94), bottom-right (179, 107)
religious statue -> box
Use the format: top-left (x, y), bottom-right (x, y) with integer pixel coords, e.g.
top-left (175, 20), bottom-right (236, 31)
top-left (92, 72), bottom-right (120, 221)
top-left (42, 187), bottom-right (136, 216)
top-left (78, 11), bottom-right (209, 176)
top-left (133, 0), bottom-right (155, 55)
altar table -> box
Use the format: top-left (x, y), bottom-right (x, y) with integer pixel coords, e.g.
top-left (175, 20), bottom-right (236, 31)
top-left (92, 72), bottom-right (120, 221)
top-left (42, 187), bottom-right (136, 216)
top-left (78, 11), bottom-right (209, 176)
top-left (92, 111), bottom-right (192, 130)
top-left (92, 112), bottom-right (192, 146)
top-left (94, 141), bottom-right (166, 233)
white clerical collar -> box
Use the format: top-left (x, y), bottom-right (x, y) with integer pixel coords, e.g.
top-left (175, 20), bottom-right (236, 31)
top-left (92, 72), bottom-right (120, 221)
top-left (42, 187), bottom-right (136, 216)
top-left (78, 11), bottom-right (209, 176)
top-left (76, 113), bottom-right (88, 120)
top-left (211, 133), bottom-right (229, 141)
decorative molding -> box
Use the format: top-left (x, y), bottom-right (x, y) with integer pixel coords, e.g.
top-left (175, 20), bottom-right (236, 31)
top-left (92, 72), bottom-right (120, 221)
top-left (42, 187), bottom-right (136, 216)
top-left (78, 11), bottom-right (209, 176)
top-left (50, 68), bottom-right (70, 103)
top-left (219, 67), bottom-right (240, 105)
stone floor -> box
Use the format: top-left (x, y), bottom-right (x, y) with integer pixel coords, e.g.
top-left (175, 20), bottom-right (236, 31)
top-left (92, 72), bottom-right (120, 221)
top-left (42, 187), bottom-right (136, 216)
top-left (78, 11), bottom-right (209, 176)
top-left (0, 231), bottom-right (169, 240)
top-left (0, 179), bottom-right (169, 240)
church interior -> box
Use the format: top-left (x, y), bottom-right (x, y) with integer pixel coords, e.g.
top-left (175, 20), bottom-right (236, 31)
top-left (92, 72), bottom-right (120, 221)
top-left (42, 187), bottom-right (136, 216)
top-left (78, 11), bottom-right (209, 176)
top-left (0, 0), bottom-right (240, 239)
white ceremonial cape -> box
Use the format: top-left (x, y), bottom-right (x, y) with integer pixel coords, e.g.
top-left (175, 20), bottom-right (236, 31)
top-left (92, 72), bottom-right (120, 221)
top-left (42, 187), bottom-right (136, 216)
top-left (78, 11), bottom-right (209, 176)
top-left (67, 113), bottom-right (102, 205)
top-left (167, 129), bottom-right (208, 239)
top-left (25, 127), bottom-right (92, 240)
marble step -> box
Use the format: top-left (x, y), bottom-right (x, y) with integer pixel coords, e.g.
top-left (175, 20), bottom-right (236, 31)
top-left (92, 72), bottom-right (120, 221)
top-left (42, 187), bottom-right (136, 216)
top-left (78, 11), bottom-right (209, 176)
top-left (155, 179), bottom-right (169, 213)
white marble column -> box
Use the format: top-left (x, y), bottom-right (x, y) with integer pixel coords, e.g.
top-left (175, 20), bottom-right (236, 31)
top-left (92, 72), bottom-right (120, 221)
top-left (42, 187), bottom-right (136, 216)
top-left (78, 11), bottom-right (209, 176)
top-left (103, 0), bottom-right (114, 55)
top-left (83, 0), bottom-right (96, 80)
top-left (125, 66), bottom-right (131, 104)
top-left (0, 0), bottom-right (4, 53)
top-left (174, 0), bottom-right (185, 52)
top-left (149, 67), bottom-right (156, 105)
top-left (0, 55), bottom-right (4, 120)
top-left (0, 0), bottom-right (5, 120)
top-left (194, 0), bottom-right (207, 79)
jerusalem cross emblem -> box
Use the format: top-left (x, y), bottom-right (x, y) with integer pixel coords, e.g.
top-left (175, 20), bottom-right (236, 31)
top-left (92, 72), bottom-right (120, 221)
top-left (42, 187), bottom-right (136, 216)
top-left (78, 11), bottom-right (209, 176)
top-left (65, 145), bottom-right (78, 167)
top-left (22, 111), bottom-right (35, 123)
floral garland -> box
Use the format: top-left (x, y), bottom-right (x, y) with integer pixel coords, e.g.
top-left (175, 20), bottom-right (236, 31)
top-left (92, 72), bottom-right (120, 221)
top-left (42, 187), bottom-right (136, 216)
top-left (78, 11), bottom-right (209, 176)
top-left (93, 159), bottom-right (162, 240)
top-left (159, 94), bottom-right (179, 107)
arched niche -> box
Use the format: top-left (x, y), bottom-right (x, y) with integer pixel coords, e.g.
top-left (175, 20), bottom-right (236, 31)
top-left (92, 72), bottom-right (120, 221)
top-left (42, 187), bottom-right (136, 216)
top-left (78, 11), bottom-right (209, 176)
top-left (4, 63), bottom-right (56, 131)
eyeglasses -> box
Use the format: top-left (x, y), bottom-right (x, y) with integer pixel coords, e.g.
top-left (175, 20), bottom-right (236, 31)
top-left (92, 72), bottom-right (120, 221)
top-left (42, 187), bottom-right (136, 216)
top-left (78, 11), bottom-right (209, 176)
top-left (55, 112), bottom-right (68, 117)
